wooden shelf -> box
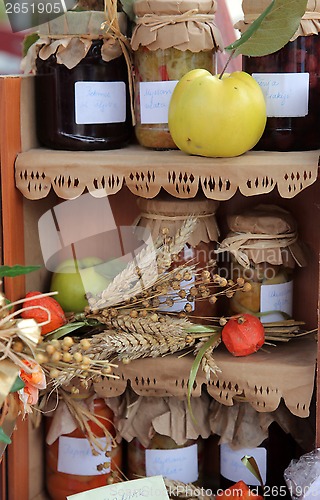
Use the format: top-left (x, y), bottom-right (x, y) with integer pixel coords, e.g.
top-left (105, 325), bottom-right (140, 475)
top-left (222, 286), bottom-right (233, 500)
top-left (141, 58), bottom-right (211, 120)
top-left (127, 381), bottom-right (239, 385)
top-left (15, 145), bottom-right (319, 201)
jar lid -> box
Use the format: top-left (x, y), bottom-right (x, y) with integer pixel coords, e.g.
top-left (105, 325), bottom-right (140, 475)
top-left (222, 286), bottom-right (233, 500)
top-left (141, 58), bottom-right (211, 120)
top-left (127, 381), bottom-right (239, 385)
top-left (217, 205), bottom-right (307, 268)
top-left (135, 196), bottom-right (220, 247)
top-left (131, 0), bottom-right (222, 52)
top-left (22, 11), bottom-right (128, 73)
top-left (236, 0), bottom-right (320, 40)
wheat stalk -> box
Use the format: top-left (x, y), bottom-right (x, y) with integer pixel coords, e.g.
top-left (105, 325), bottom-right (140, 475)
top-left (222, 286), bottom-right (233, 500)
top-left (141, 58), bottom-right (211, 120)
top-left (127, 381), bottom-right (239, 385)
top-left (87, 217), bottom-right (198, 311)
top-left (78, 324), bottom-right (195, 361)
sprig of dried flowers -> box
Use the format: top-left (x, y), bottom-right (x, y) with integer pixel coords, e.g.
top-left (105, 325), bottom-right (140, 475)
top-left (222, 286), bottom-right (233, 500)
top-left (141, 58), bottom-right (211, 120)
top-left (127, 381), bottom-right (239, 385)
top-left (35, 217), bottom-right (252, 395)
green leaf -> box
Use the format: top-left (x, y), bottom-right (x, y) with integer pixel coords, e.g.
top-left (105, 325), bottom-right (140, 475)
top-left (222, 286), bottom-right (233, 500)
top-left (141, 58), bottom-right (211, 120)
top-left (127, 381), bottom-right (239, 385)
top-left (226, 0), bottom-right (308, 57)
top-left (0, 428), bottom-right (11, 445)
top-left (43, 321), bottom-right (87, 341)
top-left (241, 455), bottom-right (264, 487)
top-left (185, 324), bottom-right (220, 334)
top-left (119, 0), bottom-right (135, 21)
top-left (22, 33), bottom-right (39, 57)
top-left (0, 265), bottom-right (41, 278)
top-left (187, 332), bottom-right (221, 423)
top-left (10, 376), bottom-right (25, 393)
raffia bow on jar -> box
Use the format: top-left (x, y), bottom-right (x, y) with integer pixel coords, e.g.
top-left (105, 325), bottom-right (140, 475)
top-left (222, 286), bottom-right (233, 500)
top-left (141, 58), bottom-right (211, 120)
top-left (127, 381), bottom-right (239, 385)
top-left (130, 0), bottom-right (223, 149)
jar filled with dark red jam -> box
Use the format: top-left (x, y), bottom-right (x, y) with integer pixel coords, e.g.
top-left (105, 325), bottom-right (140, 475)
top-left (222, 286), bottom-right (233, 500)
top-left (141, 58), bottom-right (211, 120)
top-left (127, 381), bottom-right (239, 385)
top-left (238, 0), bottom-right (320, 151)
top-left (31, 11), bottom-right (133, 151)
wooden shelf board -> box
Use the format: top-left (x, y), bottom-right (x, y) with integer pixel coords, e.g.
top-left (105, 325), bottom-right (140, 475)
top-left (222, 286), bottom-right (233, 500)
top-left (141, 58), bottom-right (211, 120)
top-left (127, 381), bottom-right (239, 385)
top-left (15, 145), bottom-right (320, 200)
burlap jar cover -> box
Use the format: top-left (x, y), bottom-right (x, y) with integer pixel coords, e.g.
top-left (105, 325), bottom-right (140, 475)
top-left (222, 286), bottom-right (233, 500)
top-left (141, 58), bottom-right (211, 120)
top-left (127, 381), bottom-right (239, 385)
top-left (135, 196), bottom-right (220, 247)
top-left (22, 10), bottom-right (129, 73)
top-left (130, 0), bottom-right (223, 52)
top-left (216, 205), bottom-right (307, 269)
top-left (236, 0), bottom-right (320, 40)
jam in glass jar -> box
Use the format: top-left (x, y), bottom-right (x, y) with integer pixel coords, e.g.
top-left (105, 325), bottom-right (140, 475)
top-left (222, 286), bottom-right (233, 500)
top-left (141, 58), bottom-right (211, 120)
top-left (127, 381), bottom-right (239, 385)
top-left (238, 0), bottom-right (320, 151)
top-left (29, 11), bottom-right (133, 151)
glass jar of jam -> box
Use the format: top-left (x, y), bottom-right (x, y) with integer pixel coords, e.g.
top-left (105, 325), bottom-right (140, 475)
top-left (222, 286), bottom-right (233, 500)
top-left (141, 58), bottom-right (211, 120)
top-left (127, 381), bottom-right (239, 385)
top-left (31, 11), bottom-right (133, 151)
top-left (238, 0), bottom-right (320, 151)
top-left (135, 195), bottom-right (220, 323)
top-left (127, 433), bottom-right (205, 485)
top-left (131, 0), bottom-right (222, 150)
top-left (45, 397), bottom-right (122, 500)
top-left (216, 205), bottom-right (306, 323)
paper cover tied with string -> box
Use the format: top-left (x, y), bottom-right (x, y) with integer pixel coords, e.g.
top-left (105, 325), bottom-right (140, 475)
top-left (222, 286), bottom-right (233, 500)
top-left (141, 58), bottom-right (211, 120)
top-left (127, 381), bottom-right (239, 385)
top-left (216, 204), bottom-right (307, 322)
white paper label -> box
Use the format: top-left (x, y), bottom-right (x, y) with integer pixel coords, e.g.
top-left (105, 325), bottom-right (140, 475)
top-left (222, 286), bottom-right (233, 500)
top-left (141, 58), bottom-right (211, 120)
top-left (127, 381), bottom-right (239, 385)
top-left (139, 81), bottom-right (178, 124)
top-left (157, 246), bottom-right (195, 313)
top-left (220, 444), bottom-right (267, 486)
top-left (67, 476), bottom-right (170, 500)
top-left (145, 444), bottom-right (198, 483)
top-left (58, 436), bottom-right (111, 476)
top-left (74, 81), bottom-right (126, 124)
top-left (252, 73), bottom-right (309, 117)
top-left (260, 280), bottom-right (293, 323)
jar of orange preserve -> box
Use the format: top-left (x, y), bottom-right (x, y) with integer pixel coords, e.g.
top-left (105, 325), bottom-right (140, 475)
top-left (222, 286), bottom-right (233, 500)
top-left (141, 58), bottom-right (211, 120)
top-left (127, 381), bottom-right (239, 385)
top-left (46, 397), bottom-right (122, 499)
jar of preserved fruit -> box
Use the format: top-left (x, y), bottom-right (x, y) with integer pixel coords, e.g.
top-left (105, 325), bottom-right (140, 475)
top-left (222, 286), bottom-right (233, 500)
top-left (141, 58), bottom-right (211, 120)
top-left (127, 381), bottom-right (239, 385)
top-left (135, 195), bottom-right (220, 322)
top-left (130, 0), bottom-right (222, 150)
top-left (46, 397), bottom-right (122, 500)
top-left (23, 11), bottom-right (133, 151)
top-left (216, 205), bottom-right (307, 323)
top-left (127, 433), bottom-right (205, 485)
top-left (220, 422), bottom-right (298, 499)
top-left (238, 0), bottom-right (320, 151)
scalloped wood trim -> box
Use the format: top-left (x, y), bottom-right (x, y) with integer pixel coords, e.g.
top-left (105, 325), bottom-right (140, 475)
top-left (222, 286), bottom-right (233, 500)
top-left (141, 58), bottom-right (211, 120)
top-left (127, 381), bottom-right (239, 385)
top-left (15, 146), bottom-right (319, 201)
top-left (93, 337), bottom-right (316, 418)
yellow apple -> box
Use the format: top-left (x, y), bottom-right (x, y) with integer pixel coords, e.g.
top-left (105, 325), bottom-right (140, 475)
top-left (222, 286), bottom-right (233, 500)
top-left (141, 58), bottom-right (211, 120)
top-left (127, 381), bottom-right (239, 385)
top-left (50, 257), bottom-right (111, 313)
top-left (168, 69), bottom-right (267, 158)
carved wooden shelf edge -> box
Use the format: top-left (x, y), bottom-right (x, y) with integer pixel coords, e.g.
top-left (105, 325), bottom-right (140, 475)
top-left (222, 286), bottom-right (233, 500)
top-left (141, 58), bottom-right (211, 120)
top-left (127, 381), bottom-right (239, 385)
top-left (15, 145), bottom-right (320, 201)
top-left (93, 338), bottom-right (316, 418)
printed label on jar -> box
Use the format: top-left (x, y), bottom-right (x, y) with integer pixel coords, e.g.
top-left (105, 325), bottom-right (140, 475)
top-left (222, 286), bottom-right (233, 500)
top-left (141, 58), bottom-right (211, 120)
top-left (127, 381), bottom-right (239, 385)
top-left (252, 73), bottom-right (309, 117)
top-left (220, 444), bottom-right (267, 486)
top-left (260, 280), bottom-right (293, 323)
top-left (57, 436), bottom-right (111, 475)
top-left (74, 81), bottom-right (126, 124)
top-left (145, 443), bottom-right (198, 483)
top-left (139, 81), bottom-right (178, 124)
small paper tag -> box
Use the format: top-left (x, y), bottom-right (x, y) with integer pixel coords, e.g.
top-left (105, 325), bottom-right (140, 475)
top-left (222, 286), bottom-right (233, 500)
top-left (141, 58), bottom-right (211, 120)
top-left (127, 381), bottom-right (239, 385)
top-left (66, 475), bottom-right (170, 499)
top-left (145, 444), bottom-right (198, 483)
top-left (220, 444), bottom-right (267, 486)
top-left (252, 73), bottom-right (309, 117)
top-left (58, 436), bottom-right (111, 476)
top-left (139, 81), bottom-right (178, 124)
top-left (74, 81), bottom-right (126, 124)
top-left (260, 280), bottom-right (293, 323)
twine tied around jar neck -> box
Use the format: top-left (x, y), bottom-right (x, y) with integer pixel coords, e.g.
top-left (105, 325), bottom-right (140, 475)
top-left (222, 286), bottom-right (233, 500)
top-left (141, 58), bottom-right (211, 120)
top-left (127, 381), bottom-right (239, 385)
top-left (135, 9), bottom-right (217, 31)
top-left (215, 231), bottom-right (298, 269)
top-left (138, 211), bottom-right (217, 220)
top-left (101, 0), bottom-right (135, 125)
